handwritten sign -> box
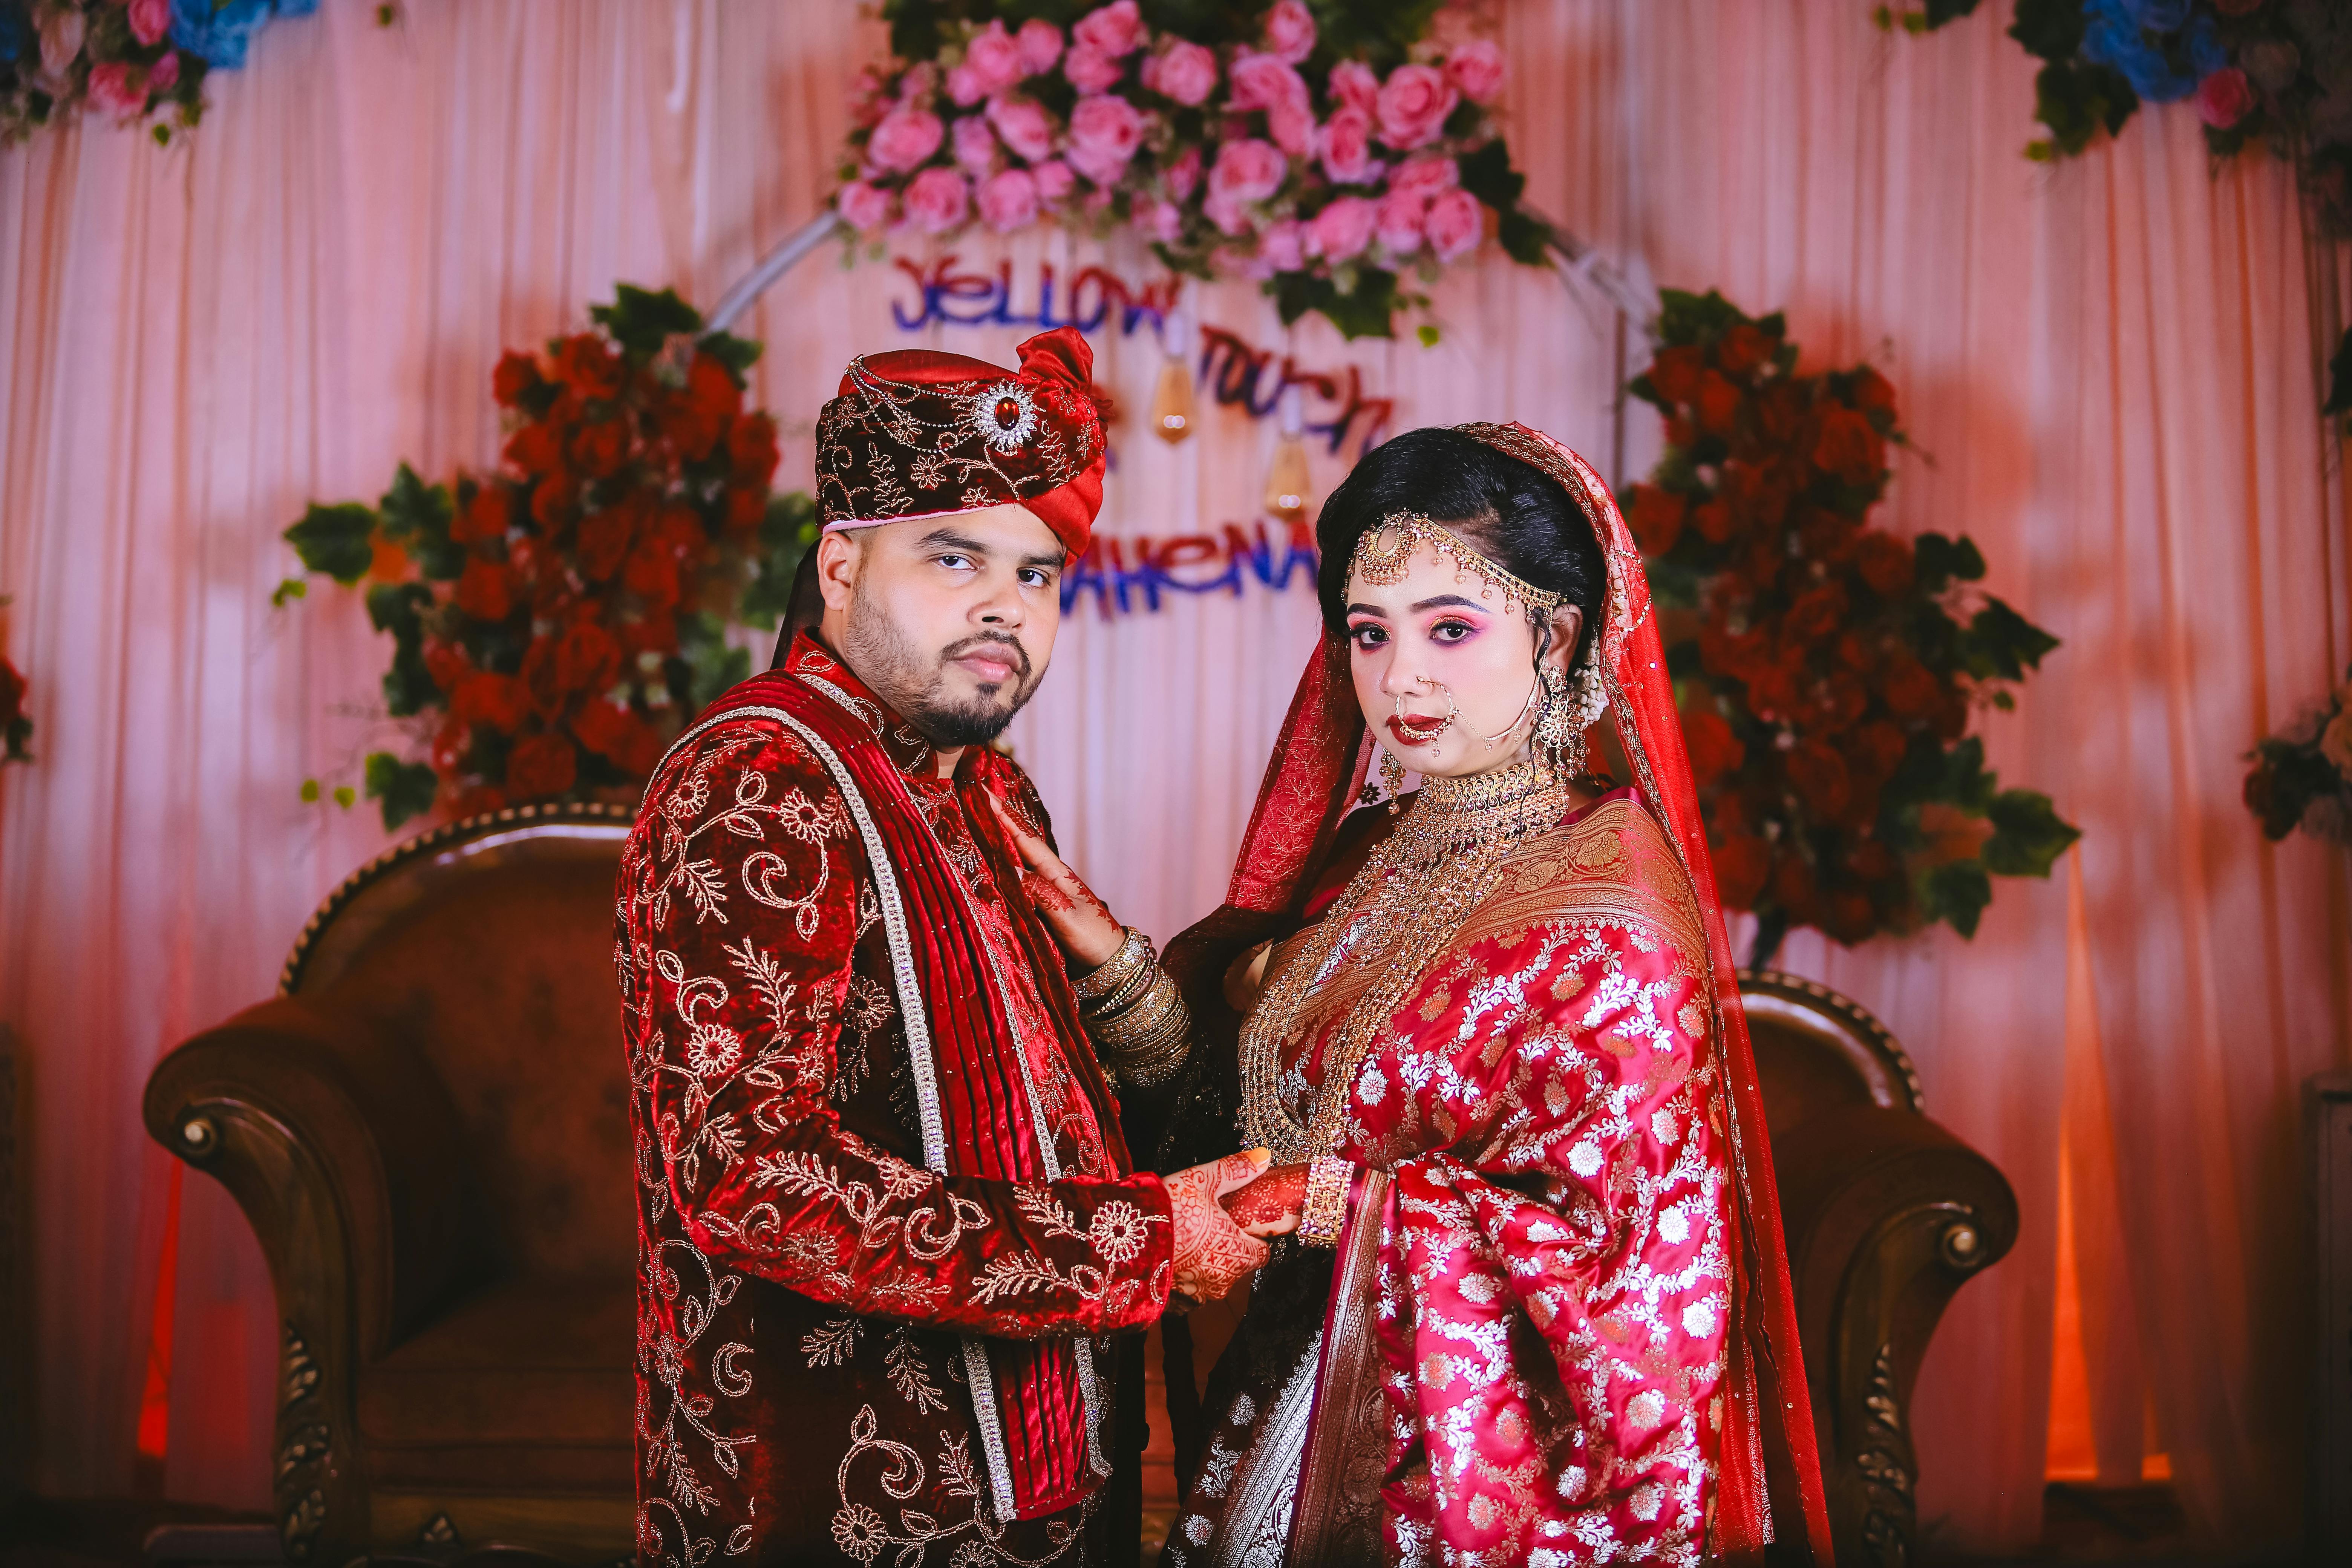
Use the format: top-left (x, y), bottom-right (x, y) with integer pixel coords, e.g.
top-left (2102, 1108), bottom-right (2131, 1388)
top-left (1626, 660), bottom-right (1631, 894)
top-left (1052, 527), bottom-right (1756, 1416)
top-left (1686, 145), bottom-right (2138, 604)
top-left (1063, 519), bottom-right (1319, 620)
top-left (891, 256), bottom-right (1393, 459)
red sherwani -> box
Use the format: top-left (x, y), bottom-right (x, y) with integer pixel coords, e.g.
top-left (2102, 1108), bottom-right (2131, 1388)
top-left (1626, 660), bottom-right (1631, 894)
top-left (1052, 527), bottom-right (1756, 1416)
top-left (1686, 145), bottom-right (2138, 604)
top-left (620, 634), bottom-right (1174, 1566)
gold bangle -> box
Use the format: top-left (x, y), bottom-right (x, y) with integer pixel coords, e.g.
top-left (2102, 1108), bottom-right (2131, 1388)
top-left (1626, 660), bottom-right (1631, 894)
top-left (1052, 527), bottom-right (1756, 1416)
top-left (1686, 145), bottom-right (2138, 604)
top-left (1299, 1155), bottom-right (1354, 1248)
top-left (1085, 956), bottom-right (1158, 1019)
top-left (1104, 1010), bottom-right (1192, 1089)
top-left (1072, 927), bottom-right (1152, 1003)
top-left (1089, 972), bottom-right (1181, 1047)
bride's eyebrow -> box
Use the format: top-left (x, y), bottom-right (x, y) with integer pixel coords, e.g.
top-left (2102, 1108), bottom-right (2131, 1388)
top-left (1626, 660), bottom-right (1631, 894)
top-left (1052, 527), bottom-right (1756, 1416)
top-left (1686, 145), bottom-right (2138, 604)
top-left (1410, 594), bottom-right (1487, 613)
top-left (1344, 602), bottom-right (1388, 619)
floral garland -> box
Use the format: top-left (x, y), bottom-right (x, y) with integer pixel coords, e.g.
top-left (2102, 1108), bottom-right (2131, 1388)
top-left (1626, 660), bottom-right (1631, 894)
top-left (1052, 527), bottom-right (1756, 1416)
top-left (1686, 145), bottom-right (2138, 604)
top-left (0, 0), bottom-right (327, 144)
top-left (833, 0), bottom-right (1553, 340)
top-left (279, 286), bottom-right (814, 831)
top-left (2243, 666), bottom-right (2352, 843)
top-left (1896, 2), bottom-right (2351, 198)
top-left (1627, 289), bottom-right (2079, 963)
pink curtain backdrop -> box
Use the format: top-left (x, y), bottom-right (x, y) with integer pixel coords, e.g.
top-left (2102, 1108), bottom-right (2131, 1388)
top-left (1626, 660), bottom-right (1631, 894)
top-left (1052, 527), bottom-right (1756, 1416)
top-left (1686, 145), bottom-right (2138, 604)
top-left (2, 1), bottom-right (2347, 1549)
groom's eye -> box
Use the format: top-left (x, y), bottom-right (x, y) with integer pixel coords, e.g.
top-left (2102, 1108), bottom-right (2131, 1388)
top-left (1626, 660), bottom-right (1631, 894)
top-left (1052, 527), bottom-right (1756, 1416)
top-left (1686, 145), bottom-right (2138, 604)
top-left (934, 553), bottom-right (974, 572)
top-left (1017, 566), bottom-right (1054, 588)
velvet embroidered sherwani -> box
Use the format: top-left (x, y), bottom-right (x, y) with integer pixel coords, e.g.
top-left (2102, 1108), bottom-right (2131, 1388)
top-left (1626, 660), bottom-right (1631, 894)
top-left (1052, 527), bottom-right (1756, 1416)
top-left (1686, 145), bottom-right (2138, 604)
top-left (619, 634), bottom-right (1175, 1568)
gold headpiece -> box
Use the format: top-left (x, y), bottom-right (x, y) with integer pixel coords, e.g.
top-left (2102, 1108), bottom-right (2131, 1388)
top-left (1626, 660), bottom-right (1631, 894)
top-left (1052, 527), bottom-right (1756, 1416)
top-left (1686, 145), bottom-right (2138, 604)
top-left (1349, 512), bottom-right (1566, 617)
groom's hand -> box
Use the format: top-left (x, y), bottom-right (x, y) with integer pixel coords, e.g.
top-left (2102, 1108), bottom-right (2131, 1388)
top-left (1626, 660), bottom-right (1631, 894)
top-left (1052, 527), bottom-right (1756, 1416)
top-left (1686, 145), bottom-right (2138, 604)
top-left (987, 790), bottom-right (1124, 968)
top-left (1166, 1149), bottom-right (1274, 1304)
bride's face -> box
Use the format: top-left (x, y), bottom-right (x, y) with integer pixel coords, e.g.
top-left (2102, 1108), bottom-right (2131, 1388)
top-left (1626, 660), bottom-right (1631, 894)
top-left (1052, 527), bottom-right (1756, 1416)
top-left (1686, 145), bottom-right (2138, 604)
top-left (1344, 541), bottom-right (1584, 780)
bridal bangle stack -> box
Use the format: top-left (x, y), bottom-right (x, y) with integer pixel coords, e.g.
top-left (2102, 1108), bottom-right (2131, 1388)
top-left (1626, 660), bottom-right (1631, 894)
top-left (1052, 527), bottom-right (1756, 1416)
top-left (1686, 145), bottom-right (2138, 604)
top-left (1073, 926), bottom-right (1192, 1089)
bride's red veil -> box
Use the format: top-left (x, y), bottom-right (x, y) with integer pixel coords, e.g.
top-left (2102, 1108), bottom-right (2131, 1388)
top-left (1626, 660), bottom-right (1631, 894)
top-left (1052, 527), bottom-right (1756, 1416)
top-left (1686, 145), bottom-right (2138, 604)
top-left (1164, 422), bottom-right (1834, 1563)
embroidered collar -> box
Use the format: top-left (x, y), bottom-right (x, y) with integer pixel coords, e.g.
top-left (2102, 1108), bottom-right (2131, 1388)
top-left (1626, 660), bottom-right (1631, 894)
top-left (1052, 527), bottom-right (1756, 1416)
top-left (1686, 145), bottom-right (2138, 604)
top-left (782, 631), bottom-right (945, 781)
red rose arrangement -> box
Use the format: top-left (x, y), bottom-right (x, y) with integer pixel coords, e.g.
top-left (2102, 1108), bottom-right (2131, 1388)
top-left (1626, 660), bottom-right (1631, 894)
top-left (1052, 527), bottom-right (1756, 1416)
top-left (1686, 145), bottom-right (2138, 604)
top-left (1629, 289), bottom-right (2078, 963)
top-left (281, 286), bottom-right (816, 830)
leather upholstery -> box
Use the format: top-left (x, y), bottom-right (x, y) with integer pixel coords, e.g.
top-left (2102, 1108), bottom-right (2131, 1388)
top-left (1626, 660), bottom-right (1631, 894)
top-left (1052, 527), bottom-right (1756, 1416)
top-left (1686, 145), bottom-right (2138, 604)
top-left (144, 811), bottom-right (2014, 1568)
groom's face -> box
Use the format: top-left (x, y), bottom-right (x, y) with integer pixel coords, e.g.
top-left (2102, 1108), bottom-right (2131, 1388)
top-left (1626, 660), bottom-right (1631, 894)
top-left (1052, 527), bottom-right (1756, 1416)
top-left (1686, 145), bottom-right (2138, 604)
top-left (816, 504), bottom-right (1066, 756)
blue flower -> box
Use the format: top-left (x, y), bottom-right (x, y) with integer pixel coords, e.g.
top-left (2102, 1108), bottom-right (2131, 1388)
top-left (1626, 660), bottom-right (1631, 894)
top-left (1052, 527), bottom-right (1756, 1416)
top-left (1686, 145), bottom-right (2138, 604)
top-left (0, 4), bottom-right (30, 68)
top-left (169, 0), bottom-right (311, 70)
top-left (2080, 0), bottom-right (2223, 104)
top-left (2123, 0), bottom-right (2192, 31)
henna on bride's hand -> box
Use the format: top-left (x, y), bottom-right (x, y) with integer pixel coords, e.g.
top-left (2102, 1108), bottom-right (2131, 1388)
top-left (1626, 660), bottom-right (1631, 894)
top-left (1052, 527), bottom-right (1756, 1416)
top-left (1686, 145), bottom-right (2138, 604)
top-left (1220, 1162), bottom-right (1306, 1234)
top-left (1167, 1152), bottom-right (1272, 1303)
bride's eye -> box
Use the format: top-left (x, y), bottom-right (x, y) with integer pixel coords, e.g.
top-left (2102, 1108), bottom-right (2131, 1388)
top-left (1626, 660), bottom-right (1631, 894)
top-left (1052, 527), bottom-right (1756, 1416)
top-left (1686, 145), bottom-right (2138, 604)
top-left (1430, 619), bottom-right (1476, 643)
top-left (1349, 623), bottom-right (1387, 650)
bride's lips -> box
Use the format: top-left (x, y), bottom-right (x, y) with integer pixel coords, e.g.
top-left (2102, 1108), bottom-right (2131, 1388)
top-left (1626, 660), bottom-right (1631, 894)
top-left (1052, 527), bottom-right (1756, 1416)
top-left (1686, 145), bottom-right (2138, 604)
top-left (1386, 714), bottom-right (1449, 746)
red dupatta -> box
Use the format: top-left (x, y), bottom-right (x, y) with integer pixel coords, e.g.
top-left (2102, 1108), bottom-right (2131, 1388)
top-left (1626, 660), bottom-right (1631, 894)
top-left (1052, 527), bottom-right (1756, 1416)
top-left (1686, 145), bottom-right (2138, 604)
top-left (1196, 423), bottom-right (1833, 1563)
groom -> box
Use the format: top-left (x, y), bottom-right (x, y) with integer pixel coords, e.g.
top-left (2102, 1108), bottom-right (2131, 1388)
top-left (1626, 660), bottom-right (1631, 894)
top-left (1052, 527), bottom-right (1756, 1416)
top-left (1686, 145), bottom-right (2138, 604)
top-left (618, 327), bottom-right (1279, 1567)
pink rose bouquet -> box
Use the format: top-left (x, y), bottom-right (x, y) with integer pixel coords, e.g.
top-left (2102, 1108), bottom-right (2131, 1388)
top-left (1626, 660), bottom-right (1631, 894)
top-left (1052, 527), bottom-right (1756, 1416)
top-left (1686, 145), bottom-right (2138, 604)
top-left (830, 5), bottom-right (1549, 337)
top-left (4, 0), bottom-right (211, 145)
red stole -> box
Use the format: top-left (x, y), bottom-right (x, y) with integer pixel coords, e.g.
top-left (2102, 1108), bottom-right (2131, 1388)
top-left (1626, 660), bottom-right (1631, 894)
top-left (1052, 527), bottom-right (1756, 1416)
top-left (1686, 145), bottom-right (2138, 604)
top-left (692, 639), bottom-right (1134, 1520)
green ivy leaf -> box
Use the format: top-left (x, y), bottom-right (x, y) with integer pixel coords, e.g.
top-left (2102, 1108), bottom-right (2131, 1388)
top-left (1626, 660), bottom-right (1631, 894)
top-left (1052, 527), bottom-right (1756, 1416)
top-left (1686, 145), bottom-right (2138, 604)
top-left (284, 502), bottom-right (379, 585)
top-left (365, 581), bottom-right (432, 639)
top-left (376, 462), bottom-right (464, 581)
top-left (1913, 531), bottom-right (1986, 590)
top-left (332, 785), bottom-right (357, 810)
top-left (1963, 597), bottom-right (2062, 680)
top-left (1918, 860), bottom-right (1993, 938)
top-left (1980, 788), bottom-right (2081, 877)
top-left (1927, 735), bottom-right (1998, 811)
top-left (698, 329), bottom-right (764, 383)
top-left (299, 778), bottom-right (322, 803)
top-left (1496, 207), bottom-right (1553, 267)
top-left (270, 577), bottom-right (309, 608)
top-left (591, 285), bottom-right (705, 359)
top-left (1455, 140), bottom-right (1527, 211)
top-left (363, 751), bottom-right (440, 831)
top-left (1274, 268), bottom-right (1400, 340)
top-left (2007, 0), bottom-right (2084, 63)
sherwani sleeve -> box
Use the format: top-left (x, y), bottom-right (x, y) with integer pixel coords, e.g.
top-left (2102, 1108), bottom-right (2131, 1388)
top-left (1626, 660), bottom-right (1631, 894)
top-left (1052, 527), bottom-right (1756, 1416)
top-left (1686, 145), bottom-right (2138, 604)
top-left (621, 721), bottom-right (1175, 1340)
top-left (1370, 920), bottom-right (1732, 1561)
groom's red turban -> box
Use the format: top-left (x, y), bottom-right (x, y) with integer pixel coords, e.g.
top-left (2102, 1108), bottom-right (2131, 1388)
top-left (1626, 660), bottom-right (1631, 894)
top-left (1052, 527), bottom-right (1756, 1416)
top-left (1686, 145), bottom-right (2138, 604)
top-left (813, 325), bottom-right (1107, 556)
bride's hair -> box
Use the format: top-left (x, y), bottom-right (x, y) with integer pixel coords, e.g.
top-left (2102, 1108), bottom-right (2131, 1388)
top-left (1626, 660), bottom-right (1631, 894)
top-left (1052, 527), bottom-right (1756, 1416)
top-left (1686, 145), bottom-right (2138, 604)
top-left (1314, 427), bottom-right (1606, 671)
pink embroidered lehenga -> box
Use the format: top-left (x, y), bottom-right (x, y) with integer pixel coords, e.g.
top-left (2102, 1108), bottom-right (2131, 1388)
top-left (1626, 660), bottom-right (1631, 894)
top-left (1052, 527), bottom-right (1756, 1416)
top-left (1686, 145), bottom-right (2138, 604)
top-left (1152, 426), bottom-right (1833, 1565)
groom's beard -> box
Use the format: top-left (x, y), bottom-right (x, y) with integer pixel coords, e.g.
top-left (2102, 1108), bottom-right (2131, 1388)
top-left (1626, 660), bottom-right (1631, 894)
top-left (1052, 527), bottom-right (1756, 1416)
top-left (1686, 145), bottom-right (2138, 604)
top-left (840, 584), bottom-right (1042, 749)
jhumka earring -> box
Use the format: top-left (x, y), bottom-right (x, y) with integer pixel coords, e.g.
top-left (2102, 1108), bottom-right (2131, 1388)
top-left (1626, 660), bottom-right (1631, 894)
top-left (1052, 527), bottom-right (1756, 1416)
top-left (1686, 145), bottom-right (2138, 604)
top-left (1378, 748), bottom-right (1407, 815)
top-left (1536, 663), bottom-right (1588, 778)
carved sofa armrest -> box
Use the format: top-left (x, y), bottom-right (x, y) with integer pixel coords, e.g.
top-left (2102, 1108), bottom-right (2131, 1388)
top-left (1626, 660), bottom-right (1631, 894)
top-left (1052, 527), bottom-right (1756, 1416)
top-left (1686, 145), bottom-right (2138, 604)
top-left (1769, 1104), bottom-right (2020, 1568)
top-left (142, 994), bottom-right (494, 1563)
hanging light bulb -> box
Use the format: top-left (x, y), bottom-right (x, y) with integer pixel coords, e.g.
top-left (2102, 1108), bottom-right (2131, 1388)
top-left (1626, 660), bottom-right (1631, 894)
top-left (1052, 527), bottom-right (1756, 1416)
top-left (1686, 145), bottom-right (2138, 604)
top-left (1149, 305), bottom-right (1196, 444)
top-left (1263, 384), bottom-right (1311, 523)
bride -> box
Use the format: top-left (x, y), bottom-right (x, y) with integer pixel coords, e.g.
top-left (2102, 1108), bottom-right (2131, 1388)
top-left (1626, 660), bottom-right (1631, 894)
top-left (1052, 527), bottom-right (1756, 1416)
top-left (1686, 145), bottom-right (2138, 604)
top-left (997, 424), bottom-right (1831, 1565)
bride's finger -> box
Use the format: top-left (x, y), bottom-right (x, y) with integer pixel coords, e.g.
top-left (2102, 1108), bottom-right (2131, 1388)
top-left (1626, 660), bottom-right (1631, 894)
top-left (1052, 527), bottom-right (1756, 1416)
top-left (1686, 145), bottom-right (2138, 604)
top-left (1211, 1148), bottom-right (1273, 1199)
top-left (986, 790), bottom-right (1063, 871)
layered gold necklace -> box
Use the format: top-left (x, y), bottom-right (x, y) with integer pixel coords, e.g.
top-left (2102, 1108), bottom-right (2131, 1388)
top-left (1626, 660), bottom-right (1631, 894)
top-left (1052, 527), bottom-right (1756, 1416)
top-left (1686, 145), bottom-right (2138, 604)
top-left (1240, 760), bottom-right (1574, 1162)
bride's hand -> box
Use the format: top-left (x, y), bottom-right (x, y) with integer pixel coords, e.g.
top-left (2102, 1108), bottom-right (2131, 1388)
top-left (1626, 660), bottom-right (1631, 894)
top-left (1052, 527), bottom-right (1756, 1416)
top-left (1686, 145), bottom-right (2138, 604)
top-left (1165, 1149), bottom-right (1274, 1303)
top-left (1220, 1162), bottom-right (1305, 1237)
top-left (986, 790), bottom-right (1125, 969)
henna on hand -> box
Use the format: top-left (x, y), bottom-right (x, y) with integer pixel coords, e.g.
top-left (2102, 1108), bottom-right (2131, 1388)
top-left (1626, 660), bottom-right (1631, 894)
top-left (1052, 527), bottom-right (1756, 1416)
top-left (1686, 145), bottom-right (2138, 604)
top-left (1166, 1150), bottom-right (1272, 1303)
top-left (986, 790), bottom-right (1124, 966)
top-left (1220, 1162), bottom-right (1306, 1237)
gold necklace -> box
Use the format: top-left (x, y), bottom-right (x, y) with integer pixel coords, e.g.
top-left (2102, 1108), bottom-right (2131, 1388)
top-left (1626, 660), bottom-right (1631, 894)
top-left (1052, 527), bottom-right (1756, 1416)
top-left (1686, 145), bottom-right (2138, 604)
top-left (1239, 760), bottom-right (1574, 1161)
